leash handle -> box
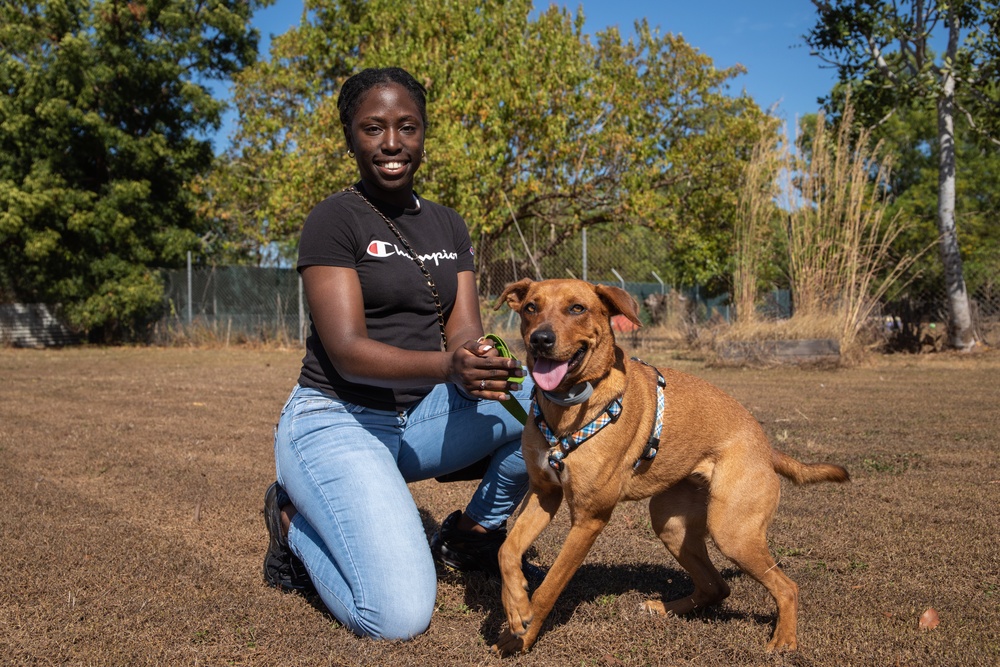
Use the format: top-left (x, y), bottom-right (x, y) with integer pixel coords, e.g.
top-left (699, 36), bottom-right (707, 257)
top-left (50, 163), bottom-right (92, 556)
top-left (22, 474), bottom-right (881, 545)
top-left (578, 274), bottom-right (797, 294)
top-left (483, 334), bottom-right (524, 384)
top-left (483, 333), bottom-right (528, 424)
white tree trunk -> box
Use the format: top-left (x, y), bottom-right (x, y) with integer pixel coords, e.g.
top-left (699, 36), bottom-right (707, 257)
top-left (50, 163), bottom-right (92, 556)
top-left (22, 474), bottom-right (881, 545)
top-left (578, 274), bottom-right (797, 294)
top-left (936, 11), bottom-right (976, 351)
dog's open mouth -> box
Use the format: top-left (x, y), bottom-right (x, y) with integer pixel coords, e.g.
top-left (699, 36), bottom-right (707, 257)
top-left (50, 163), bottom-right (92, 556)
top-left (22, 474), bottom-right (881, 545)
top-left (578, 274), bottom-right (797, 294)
top-left (531, 345), bottom-right (587, 391)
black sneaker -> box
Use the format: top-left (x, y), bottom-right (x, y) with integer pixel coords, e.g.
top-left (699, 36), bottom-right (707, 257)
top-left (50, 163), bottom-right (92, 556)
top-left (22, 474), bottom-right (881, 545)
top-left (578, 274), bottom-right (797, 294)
top-left (430, 510), bottom-right (547, 586)
top-left (431, 510), bottom-right (507, 576)
top-left (262, 482), bottom-right (316, 596)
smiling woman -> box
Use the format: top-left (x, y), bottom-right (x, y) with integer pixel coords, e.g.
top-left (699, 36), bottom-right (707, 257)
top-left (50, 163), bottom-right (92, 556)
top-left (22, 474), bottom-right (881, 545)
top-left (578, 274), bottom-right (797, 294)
top-left (258, 67), bottom-right (540, 642)
top-left (339, 71), bottom-right (427, 208)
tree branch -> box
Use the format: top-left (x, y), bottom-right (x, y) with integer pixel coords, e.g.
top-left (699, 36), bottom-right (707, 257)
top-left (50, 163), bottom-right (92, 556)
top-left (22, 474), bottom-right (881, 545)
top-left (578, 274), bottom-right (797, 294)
top-left (954, 101), bottom-right (1000, 148)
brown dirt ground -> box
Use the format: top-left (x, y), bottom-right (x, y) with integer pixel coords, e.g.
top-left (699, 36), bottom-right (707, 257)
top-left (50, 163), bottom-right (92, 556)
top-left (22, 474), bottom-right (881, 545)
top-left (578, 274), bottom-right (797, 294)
top-left (2, 344), bottom-right (998, 666)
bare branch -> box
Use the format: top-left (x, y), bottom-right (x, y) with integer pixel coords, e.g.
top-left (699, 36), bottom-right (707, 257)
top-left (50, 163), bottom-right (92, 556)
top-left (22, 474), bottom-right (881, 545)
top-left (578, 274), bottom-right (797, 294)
top-left (954, 101), bottom-right (1000, 148)
top-left (500, 190), bottom-right (544, 280)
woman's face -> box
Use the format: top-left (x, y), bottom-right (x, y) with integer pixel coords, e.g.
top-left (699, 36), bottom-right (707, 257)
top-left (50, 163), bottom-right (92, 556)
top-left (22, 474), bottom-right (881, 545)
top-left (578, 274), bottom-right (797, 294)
top-left (345, 82), bottom-right (425, 207)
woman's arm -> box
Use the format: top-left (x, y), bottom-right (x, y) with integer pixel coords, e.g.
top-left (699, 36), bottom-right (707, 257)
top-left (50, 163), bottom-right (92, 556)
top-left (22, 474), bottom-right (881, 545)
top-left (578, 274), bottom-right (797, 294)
top-left (301, 265), bottom-right (521, 397)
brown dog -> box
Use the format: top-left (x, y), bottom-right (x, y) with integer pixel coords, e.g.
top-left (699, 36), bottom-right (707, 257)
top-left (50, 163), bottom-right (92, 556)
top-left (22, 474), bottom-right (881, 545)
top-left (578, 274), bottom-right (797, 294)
top-left (492, 278), bottom-right (849, 655)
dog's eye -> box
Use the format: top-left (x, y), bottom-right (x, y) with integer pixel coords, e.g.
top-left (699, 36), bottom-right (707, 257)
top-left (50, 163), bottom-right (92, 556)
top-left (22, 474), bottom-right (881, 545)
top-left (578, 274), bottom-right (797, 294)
top-left (569, 304), bottom-right (586, 314)
top-left (524, 302), bottom-right (537, 314)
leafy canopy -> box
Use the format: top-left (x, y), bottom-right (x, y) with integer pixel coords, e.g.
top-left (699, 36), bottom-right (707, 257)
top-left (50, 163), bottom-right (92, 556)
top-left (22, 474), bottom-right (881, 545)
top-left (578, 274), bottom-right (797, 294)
top-left (873, 102), bottom-right (1000, 293)
top-left (805, 1), bottom-right (1000, 287)
top-left (202, 0), bottom-right (775, 292)
top-left (0, 0), bottom-right (267, 339)
top-left (805, 0), bottom-right (1000, 349)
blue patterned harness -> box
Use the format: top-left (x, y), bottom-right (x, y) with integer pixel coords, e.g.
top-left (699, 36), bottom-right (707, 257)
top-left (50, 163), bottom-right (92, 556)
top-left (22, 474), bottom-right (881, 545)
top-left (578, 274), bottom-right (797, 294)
top-left (534, 359), bottom-right (666, 474)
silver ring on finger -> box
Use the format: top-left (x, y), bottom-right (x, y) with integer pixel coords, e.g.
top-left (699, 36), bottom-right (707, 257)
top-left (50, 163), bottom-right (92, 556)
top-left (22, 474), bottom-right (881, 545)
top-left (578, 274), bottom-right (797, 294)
top-left (480, 379), bottom-right (486, 390)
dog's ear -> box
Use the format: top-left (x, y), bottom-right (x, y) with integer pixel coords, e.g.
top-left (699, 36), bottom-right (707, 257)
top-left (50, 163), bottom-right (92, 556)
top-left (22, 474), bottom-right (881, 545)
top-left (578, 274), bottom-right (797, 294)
top-left (594, 284), bottom-right (643, 328)
top-left (494, 278), bottom-right (534, 311)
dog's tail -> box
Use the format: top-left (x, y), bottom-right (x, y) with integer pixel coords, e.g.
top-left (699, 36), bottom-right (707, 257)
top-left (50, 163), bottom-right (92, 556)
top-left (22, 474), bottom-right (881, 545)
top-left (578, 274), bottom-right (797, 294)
top-left (772, 450), bottom-right (850, 485)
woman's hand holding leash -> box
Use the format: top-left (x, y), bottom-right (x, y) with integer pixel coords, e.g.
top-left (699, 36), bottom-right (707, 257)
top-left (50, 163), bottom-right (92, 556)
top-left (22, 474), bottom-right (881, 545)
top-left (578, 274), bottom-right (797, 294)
top-left (452, 336), bottom-right (525, 401)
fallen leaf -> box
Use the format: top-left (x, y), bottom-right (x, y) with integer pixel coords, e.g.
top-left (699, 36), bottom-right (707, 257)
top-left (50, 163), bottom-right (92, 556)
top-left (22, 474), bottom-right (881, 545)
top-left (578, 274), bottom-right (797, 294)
top-left (918, 607), bottom-right (940, 630)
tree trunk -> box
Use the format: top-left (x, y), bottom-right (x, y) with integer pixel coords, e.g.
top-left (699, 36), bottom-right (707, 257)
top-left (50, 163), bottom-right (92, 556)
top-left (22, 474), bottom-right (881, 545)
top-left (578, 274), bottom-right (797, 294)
top-left (936, 12), bottom-right (976, 351)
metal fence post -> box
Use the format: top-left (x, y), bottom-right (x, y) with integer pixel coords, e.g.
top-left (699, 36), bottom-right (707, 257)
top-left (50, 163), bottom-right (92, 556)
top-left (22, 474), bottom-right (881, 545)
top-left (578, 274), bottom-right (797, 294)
top-left (611, 268), bottom-right (625, 289)
top-left (651, 271), bottom-right (665, 294)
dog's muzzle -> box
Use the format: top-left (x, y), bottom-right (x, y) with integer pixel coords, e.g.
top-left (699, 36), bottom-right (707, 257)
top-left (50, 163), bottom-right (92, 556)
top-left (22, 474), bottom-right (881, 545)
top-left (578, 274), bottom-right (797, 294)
top-left (528, 328), bottom-right (556, 356)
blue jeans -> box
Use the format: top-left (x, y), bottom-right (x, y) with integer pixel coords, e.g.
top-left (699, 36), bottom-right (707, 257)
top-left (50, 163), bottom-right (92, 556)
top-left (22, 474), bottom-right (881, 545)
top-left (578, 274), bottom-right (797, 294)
top-left (273, 378), bottom-right (534, 640)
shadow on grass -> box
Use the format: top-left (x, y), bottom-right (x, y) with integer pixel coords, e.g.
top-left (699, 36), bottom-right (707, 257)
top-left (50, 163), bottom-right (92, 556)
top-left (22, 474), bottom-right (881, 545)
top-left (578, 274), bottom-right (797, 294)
top-left (418, 506), bottom-right (776, 648)
top-left (447, 560), bottom-right (770, 648)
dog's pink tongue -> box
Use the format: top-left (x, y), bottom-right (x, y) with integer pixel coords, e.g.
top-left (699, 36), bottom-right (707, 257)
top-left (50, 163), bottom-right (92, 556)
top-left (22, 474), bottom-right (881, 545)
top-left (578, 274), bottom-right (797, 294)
top-left (532, 357), bottom-right (570, 391)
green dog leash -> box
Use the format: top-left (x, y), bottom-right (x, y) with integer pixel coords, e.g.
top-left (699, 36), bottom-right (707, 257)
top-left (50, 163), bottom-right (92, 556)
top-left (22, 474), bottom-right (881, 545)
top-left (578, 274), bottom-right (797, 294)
top-left (482, 333), bottom-right (528, 425)
top-left (434, 333), bottom-right (527, 484)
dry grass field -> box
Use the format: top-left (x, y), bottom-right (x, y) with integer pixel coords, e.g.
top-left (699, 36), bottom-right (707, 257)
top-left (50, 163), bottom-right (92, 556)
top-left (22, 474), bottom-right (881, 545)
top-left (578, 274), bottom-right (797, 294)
top-left (2, 344), bottom-right (998, 666)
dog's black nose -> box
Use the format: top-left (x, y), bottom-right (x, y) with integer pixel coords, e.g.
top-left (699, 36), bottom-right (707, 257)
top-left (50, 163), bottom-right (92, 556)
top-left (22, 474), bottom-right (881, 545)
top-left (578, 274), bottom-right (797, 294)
top-left (529, 329), bottom-right (556, 354)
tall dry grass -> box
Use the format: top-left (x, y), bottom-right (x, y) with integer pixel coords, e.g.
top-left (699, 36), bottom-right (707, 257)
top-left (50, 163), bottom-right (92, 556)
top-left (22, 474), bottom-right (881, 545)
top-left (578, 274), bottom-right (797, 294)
top-left (150, 316), bottom-right (301, 349)
top-left (786, 103), bottom-right (922, 355)
top-left (733, 129), bottom-right (783, 325)
top-left (728, 101), bottom-right (923, 360)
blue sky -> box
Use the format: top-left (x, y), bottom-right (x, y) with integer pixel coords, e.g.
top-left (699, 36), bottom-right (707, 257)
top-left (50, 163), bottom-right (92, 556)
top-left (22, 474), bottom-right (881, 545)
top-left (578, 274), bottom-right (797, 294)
top-left (214, 0), bottom-right (838, 151)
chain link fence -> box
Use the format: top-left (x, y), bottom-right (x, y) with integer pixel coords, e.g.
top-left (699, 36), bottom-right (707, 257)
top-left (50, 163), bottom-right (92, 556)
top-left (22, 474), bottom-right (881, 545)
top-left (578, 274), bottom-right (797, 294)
top-left (156, 265), bottom-right (308, 345)
top-left (156, 256), bottom-right (999, 350)
top-left (882, 276), bottom-right (1000, 351)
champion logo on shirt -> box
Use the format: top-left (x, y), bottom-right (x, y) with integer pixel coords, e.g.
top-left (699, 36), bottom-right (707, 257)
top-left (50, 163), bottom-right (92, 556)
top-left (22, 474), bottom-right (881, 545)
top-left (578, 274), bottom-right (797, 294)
top-left (366, 239), bottom-right (459, 266)
top-left (367, 240), bottom-right (397, 257)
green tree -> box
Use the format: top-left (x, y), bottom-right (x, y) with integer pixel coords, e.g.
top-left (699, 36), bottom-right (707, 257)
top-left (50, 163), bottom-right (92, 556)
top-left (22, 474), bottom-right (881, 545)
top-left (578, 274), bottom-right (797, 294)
top-left (805, 0), bottom-right (1000, 350)
top-left (203, 0), bottom-right (772, 293)
top-left (0, 0), bottom-right (267, 340)
top-left (872, 103), bottom-right (1000, 299)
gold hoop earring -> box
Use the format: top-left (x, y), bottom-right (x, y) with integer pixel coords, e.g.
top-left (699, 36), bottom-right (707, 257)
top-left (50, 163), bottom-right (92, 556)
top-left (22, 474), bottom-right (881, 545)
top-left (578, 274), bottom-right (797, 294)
top-left (347, 150), bottom-right (355, 159)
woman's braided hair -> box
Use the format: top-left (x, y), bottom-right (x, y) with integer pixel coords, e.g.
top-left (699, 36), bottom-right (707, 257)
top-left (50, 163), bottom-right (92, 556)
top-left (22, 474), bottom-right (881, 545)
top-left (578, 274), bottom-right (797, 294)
top-left (337, 67), bottom-right (428, 129)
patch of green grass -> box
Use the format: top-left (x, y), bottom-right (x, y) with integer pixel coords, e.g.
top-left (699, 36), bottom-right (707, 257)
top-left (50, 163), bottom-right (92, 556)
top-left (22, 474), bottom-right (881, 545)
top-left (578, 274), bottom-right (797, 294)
top-left (860, 452), bottom-right (922, 474)
top-left (438, 602), bottom-right (472, 616)
top-left (809, 560), bottom-right (829, 572)
top-left (235, 625), bottom-right (258, 649)
top-left (773, 545), bottom-right (807, 558)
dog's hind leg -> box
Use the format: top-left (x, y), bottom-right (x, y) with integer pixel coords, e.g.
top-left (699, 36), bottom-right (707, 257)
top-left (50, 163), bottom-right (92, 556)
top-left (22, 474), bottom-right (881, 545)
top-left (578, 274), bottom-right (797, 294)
top-left (706, 466), bottom-right (799, 651)
top-left (643, 479), bottom-right (730, 616)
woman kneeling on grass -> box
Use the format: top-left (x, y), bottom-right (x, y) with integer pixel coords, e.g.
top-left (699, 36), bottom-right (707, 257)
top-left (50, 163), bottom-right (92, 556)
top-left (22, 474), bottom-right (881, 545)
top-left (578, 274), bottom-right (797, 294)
top-left (261, 66), bottom-right (537, 640)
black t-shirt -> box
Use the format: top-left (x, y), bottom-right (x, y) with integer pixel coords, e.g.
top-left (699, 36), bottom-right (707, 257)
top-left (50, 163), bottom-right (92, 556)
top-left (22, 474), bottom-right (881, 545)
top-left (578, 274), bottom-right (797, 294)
top-left (296, 186), bottom-right (476, 411)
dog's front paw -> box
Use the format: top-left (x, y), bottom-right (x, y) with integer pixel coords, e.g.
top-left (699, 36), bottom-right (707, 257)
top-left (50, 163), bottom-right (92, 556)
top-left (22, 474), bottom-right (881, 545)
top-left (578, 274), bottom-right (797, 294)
top-left (766, 631), bottom-right (798, 652)
top-left (492, 628), bottom-right (527, 657)
top-left (503, 604), bottom-right (533, 638)
top-left (500, 582), bottom-right (532, 629)
top-left (493, 623), bottom-right (540, 657)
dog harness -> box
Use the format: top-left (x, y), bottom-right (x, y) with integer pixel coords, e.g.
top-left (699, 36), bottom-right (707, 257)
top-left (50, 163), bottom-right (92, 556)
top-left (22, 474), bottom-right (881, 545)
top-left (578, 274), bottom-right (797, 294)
top-left (632, 359), bottom-right (666, 470)
top-left (534, 360), bottom-right (665, 474)
top-left (534, 394), bottom-right (622, 473)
